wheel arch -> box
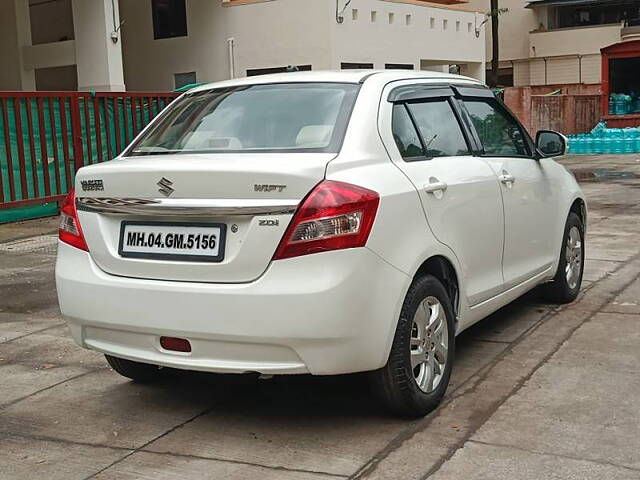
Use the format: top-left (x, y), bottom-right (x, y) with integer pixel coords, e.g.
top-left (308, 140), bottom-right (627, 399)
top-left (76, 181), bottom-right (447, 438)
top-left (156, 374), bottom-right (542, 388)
top-left (413, 255), bottom-right (460, 326)
top-left (569, 197), bottom-right (587, 230)
top-left (549, 195), bottom-right (587, 281)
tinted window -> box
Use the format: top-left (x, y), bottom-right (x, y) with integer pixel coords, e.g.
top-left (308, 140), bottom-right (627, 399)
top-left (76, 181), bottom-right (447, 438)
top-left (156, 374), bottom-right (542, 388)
top-left (464, 99), bottom-right (530, 156)
top-left (392, 104), bottom-right (424, 159)
top-left (407, 100), bottom-right (469, 158)
top-left (128, 83), bottom-right (359, 155)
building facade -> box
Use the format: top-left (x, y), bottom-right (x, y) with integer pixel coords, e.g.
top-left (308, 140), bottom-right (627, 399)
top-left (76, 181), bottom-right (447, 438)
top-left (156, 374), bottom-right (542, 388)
top-left (466, 0), bottom-right (640, 87)
top-left (0, 0), bottom-right (486, 92)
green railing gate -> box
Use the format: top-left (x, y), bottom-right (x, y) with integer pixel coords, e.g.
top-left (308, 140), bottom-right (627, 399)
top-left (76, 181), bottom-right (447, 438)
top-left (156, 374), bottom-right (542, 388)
top-left (0, 91), bottom-right (178, 223)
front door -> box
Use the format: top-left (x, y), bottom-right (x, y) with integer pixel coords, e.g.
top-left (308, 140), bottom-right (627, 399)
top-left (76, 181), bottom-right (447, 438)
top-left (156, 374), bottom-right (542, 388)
top-left (462, 97), bottom-right (557, 288)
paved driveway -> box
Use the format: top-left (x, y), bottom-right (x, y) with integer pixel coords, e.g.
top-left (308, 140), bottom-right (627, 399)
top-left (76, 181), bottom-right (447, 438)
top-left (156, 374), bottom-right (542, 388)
top-left (1, 154), bottom-right (640, 479)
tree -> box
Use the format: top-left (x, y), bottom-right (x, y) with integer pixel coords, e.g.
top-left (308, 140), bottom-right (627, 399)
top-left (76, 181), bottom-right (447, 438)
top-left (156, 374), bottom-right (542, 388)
top-left (489, 0), bottom-right (500, 87)
top-left (483, 2), bottom-right (508, 87)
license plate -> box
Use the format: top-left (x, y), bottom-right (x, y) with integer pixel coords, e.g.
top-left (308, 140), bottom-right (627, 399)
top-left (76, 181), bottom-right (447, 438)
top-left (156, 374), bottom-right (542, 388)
top-left (118, 221), bottom-right (226, 262)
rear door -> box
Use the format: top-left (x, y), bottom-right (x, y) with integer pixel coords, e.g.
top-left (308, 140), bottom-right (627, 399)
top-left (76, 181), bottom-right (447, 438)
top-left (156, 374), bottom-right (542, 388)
top-left (459, 91), bottom-right (557, 288)
top-left (380, 83), bottom-right (505, 306)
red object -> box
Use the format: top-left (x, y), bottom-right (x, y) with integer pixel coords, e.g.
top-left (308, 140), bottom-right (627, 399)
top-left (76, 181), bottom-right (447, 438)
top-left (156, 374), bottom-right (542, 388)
top-left (601, 40), bottom-right (640, 118)
top-left (160, 336), bottom-right (192, 353)
top-left (274, 180), bottom-right (380, 260)
top-left (37, 97), bottom-right (52, 196)
top-left (58, 189), bottom-right (89, 251)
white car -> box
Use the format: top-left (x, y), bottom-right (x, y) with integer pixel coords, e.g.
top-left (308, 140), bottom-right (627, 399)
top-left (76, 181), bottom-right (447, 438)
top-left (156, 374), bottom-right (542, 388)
top-left (56, 71), bottom-right (585, 416)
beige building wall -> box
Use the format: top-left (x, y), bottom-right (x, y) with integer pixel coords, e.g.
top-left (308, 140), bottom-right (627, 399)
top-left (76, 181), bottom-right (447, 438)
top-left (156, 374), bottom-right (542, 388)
top-left (513, 60), bottom-right (530, 85)
top-left (0, 0), bottom-right (25, 90)
top-left (465, 0), bottom-right (537, 63)
top-left (119, 0), bottom-right (333, 91)
top-left (29, 0), bottom-right (74, 45)
top-left (581, 54), bottom-right (601, 84)
top-left (331, 0), bottom-right (485, 73)
top-left (0, 0), bottom-right (35, 90)
top-left (529, 24), bottom-right (622, 57)
top-left (2, 0), bottom-right (485, 91)
top-left (120, 0), bottom-right (486, 91)
top-left (528, 24), bottom-right (621, 85)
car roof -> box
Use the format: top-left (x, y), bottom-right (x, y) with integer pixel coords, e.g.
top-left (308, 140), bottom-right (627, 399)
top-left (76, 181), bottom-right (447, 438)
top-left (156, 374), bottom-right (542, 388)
top-left (188, 70), bottom-right (484, 93)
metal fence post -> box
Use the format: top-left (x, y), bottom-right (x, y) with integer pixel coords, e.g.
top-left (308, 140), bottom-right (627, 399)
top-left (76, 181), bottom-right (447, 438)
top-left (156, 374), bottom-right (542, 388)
top-left (70, 93), bottom-right (85, 174)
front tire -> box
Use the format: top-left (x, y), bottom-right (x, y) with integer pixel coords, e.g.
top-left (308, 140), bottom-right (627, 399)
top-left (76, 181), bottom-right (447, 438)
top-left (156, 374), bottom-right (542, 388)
top-left (542, 212), bottom-right (585, 304)
top-left (371, 275), bottom-right (455, 417)
top-left (105, 355), bottom-right (165, 382)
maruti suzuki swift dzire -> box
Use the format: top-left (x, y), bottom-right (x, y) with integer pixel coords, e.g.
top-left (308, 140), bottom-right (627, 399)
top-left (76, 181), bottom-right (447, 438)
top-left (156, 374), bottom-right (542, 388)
top-left (56, 71), bottom-right (585, 416)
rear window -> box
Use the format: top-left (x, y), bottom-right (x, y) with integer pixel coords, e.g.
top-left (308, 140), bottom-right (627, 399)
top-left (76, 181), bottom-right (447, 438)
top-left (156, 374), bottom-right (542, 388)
top-left (127, 83), bottom-right (360, 156)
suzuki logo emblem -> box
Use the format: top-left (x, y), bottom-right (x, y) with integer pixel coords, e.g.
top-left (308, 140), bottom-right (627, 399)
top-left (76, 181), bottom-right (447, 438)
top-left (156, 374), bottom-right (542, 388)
top-left (157, 177), bottom-right (174, 197)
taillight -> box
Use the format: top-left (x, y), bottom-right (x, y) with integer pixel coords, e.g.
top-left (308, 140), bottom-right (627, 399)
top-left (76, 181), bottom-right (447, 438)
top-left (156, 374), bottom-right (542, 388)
top-left (59, 189), bottom-right (88, 251)
top-left (273, 180), bottom-right (379, 260)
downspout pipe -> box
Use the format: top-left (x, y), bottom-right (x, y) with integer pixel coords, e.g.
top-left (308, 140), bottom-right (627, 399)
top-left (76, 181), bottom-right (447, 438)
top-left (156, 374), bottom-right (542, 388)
top-left (227, 37), bottom-right (235, 79)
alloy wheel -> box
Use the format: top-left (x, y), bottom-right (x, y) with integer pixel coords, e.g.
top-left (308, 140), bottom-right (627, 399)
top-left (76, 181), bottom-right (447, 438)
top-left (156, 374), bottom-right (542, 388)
top-left (565, 225), bottom-right (583, 290)
top-left (410, 296), bottom-right (448, 393)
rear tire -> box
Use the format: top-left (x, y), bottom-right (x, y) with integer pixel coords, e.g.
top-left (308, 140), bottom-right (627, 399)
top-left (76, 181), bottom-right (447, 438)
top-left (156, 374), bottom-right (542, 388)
top-left (371, 275), bottom-right (455, 417)
top-left (541, 212), bottom-right (584, 304)
top-left (105, 355), bottom-right (165, 382)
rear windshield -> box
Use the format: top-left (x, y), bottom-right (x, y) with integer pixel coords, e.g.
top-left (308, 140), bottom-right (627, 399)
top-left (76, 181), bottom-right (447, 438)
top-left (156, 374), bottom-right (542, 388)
top-left (127, 83), bottom-right (360, 156)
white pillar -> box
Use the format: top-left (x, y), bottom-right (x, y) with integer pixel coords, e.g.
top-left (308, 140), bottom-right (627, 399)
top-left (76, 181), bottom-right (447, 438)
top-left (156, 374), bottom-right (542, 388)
top-left (0, 0), bottom-right (35, 90)
top-left (71, 0), bottom-right (125, 91)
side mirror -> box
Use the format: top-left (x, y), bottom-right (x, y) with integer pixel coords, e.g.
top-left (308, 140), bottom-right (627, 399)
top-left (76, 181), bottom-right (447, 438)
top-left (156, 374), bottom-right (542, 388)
top-left (535, 130), bottom-right (567, 158)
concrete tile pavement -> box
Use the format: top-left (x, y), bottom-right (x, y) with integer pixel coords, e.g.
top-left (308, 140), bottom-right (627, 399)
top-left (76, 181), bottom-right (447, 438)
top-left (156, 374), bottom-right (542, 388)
top-left (603, 278), bottom-right (640, 315)
top-left (93, 451), bottom-right (338, 480)
top-left (429, 442), bottom-right (640, 480)
top-left (0, 434), bottom-right (129, 480)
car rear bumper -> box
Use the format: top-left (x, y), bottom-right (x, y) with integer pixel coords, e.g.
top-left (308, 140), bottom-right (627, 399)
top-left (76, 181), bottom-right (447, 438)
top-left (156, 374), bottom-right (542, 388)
top-left (55, 242), bottom-right (410, 375)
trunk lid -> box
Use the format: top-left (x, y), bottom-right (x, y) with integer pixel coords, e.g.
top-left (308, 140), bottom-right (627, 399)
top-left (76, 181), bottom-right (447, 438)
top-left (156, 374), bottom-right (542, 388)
top-left (75, 153), bottom-right (331, 283)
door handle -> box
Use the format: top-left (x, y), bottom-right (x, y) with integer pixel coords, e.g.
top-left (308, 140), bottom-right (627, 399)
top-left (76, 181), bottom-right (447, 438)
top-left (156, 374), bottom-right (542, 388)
top-left (499, 173), bottom-right (516, 184)
top-left (424, 180), bottom-right (448, 194)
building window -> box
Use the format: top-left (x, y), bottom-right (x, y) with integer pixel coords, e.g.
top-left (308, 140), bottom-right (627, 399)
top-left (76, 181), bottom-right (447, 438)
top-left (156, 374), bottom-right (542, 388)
top-left (550, 2), bottom-right (640, 29)
top-left (385, 63), bottom-right (414, 70)
top-left (341, 62), bottom-right (374, 70)
top-left (430, 17), bottom-right (435, 29)
top-left (468, 22), bottom-right (473, 33)
top-left (405, 14), bottom-right (412, 26)
top-left (152, 0), bottom-right (187, 40)
top-left (443, 19), bottom-right (448, 30)
top-left (389, 12), bottom-right (395, 24)
top-left (246, 65), bottom-right (312, 76)
top-left (371, 11), bottom-right (377, 22)
top-left (456, 21), bottom-right (460, 31)
top-left (352, 9), bottom-right (358, 21)
top-left (174, 71), bottom-right (196, 89)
